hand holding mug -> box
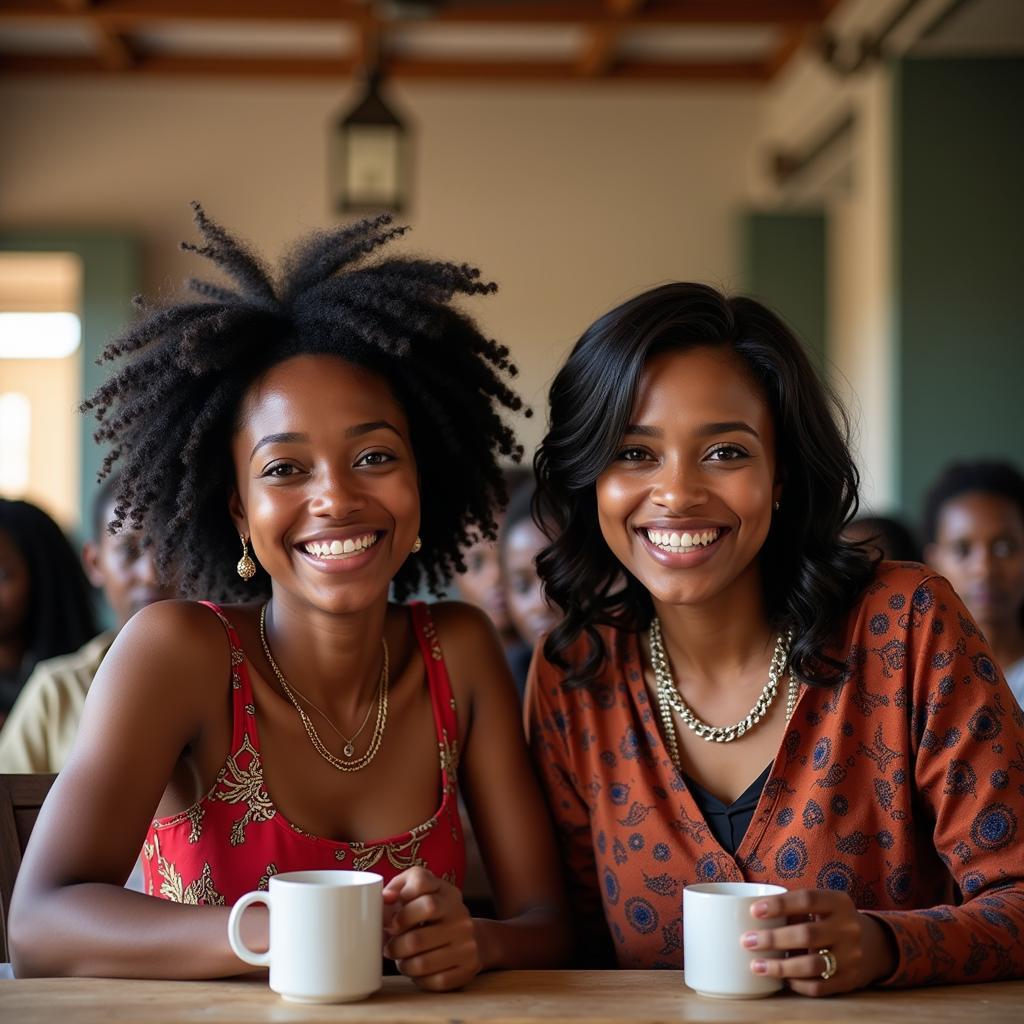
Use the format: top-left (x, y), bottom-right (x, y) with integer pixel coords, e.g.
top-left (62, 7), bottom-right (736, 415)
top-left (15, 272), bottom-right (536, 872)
top-left (383, 866), bottom-right (481, 991)
top-left (743, 888), bottom-right (898, 995)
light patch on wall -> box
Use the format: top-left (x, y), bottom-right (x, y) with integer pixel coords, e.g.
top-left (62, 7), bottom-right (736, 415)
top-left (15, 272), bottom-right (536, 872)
top-left (0, 311), bottom-right (81, 358)
top-left (0, 391), bottom-right (31, 495)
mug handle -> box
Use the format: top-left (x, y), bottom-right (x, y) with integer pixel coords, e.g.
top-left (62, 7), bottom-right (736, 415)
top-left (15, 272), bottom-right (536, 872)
top-left (227, 890), bottom-right (272, 967)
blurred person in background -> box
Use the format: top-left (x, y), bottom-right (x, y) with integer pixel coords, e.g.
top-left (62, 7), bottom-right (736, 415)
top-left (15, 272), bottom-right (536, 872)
top-left (456, 467), bottom-right (529, 655)
top-left (843, 515), bottom-right (921, 563)
top-left (0, 473), bottom-right (178, 772)
top-left (500, 479), bottom-right (561, 697)
top-left (924, 460), bottom-right (1024, 708)
top-left (0, 498), bottom-right (97, 721)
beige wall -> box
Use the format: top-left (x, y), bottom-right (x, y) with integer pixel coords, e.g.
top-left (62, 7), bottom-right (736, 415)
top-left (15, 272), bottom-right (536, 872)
top-left (0, 77), bottom-right (762, 453)
top-left (751, 38), bottom-right (896, 512)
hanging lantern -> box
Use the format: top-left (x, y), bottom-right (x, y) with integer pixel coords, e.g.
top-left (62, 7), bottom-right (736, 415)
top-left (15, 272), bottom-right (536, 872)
top-left (330, 68), bottom-right (410, 215)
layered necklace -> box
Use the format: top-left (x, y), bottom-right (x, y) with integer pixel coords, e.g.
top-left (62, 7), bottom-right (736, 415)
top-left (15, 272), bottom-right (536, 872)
top-left (649, 617), bottom-right (798, 769)
top-left (259, 603), bottom-right (389, 773)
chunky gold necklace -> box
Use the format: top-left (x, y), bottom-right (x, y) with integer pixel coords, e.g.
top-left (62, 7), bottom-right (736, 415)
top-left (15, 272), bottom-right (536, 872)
top-left (649, 617), bottom-right (798, 767)
top-left (259, 603), bottom-right (389, 773)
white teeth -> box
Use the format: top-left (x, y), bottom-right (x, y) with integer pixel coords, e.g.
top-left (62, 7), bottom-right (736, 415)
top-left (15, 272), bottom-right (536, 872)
top-left (304, 533), bottom-right (378, 558)
top-left (645, 528), bottom-right (720, 552)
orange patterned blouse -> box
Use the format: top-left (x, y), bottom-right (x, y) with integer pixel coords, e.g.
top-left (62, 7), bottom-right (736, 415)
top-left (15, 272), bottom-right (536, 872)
top-left (142, 601), bottom-right (464, 905)
top-left (526, 563), bottom-right (1024, 986)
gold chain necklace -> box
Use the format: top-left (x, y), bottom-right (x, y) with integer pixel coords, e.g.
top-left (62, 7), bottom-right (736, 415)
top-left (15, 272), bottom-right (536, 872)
top-left (649, 617), bottom-right (798, 769)
top-left (259, 603), bottom-right (389, 773)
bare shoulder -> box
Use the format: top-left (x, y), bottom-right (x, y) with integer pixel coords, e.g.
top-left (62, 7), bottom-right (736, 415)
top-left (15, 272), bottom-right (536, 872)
top-left (94, 599), bottom-right (234, 705)
top-left (424, 600), bottom-right (514, 702)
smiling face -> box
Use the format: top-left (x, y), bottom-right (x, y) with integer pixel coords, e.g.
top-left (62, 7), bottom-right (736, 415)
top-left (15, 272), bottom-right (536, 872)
top-left (229, 354), bottom-right (420, 615)
top-left (927, 491), bottom-right (1024, 629)
top-left (595, 346), bottom-right (780, 611)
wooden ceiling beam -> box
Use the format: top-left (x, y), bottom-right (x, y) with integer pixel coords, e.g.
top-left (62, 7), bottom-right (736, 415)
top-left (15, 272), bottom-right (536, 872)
top-left (763, 25), bottom-right (807, 79)
top-left (576, 0), bottom-right (645, 78)
top-left (0, 1), bottom-right (831, 29)
top-left (92, 23), bottom-right (133, 69)
top-left (0, 52), bottom-right (771, 82)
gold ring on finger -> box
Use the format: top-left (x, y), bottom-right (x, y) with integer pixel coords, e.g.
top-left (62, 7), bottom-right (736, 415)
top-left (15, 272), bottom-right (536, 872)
top-left (818, 947), bottom-right (838, 981)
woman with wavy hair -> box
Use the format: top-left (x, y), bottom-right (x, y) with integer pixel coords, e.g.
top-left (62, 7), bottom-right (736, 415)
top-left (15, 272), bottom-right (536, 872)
top-left (527, 283), bottom-right (1024, 992)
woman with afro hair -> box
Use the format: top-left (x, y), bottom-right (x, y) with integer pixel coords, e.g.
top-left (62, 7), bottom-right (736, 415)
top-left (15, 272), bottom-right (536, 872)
top-left (10, 206), bottom-right (570, 986)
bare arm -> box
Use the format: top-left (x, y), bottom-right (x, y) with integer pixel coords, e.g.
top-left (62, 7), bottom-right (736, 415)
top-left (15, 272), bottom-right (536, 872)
top-left (9, 602), bottom-right (267, 979)
top-left (437, 602), bottom-right (572, 970)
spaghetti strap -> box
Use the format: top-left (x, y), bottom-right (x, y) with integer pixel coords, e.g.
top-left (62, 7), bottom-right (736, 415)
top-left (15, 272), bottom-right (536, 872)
top-left (196, 601), bottom-right (258, 755)
top-left (408, 602), bottom-right (460, 790)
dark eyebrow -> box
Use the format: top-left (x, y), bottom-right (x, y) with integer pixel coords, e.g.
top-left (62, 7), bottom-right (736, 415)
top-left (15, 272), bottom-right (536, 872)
top-left (345, 420), bottom-right (401, 440)
top-left (250, 432), bottom-right (307, 461)
top-left (622, 421), bottom-right (760, 440)
top-left (697, 421), bottom-right (760, 439)
top-left (249, 422), bottom-right (402, 462)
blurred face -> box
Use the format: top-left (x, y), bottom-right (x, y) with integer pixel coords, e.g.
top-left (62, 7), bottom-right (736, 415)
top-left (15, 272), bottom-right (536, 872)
top-left (458, 526), bottom-right (511, 636)
top-left (0, 528), bottom-right (30, 643)
top-left (927, 492), bottom-right (1024, 628)
top-left (504, 518), bottom-right (559, 645)
top-left (596, 347), bottom-right (780, 610)
top-left (230, 354), bottom-right (420, 615)
top-left (83, 511), bottom-right (178, 630)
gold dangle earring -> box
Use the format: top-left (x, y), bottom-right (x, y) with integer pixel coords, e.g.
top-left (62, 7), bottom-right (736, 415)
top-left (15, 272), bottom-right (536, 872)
top-left (237, 534), bottom-right (257, 580)
top-left (411, 536), bottom-right (422, 554)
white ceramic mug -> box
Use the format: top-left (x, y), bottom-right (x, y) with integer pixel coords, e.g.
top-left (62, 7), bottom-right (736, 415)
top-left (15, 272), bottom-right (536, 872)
top-left (228, 869), bottom-right (383, 1004)
top-left (683, 881), bottom-right (787, 999)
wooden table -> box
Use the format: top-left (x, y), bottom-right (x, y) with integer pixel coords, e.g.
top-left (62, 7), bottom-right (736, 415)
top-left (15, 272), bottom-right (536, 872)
top-left (1, 970), bottom-right (1022, 1023)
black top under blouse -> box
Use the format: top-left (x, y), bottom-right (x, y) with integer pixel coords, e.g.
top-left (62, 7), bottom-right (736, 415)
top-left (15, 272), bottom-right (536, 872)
top-left (683, 763), bottom-right (772, 855)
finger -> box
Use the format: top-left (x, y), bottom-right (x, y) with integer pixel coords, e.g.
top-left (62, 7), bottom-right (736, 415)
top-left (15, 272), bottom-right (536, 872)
top-left (751, 888), bottom-right (844, 921)
top-left (741, 920), bottom-right (830, 952)
top-left (394, 944), bottom-right (464, 980)
top-left (389, 892), bottom-right (450, 935)
top-left (752, 952), bottom-right (832, 981)
top-left (386, 922), bottom-right (452, 961)
top-left (383, 866), bottom-right (440, 902)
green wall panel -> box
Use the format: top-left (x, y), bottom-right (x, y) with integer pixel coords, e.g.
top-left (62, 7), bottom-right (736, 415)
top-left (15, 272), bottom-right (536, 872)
top-left (894, 58), bottom-right (1024, 515)
top-left (742, 211), bottom-right (827, 367)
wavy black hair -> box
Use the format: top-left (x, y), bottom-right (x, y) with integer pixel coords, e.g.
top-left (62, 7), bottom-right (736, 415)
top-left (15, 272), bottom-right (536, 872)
top-left (82, 204), bottom-right (526, 602)
top-left (922, 460), bottom-right (1024, 544)
top-left (535, 282), bottom-right (875, 687)
top-left (0, 499), bottom-right (98, 711)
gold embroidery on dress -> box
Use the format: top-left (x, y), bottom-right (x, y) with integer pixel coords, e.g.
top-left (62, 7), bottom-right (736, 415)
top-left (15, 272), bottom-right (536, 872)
top-left (244, 703), bottom-right (255, 716)
top-left (257, 864), bottom-right (279, 891)
top-left (212, 733), bottom-right (276, 846)
top-left (151, 834), bottom-right (225, 906)
top-left (438, 728), bottom-right (460, 796)
top-left (231, 671), bottom-right (241, 691)
top-left (230, 648), bottom-right (245, 667)
top-left (152, 800), bottom-right (205, 844)
top-left (334, 848), bottom-right (347, 862)
top-left (348, 821), bottom-right (433, 873)
top-left (421, 616), bottom-right (443, 661)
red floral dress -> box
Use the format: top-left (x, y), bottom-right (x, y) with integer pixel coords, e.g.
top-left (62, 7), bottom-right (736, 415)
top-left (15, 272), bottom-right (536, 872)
top-left (142, 602), bottom-right (464, 904)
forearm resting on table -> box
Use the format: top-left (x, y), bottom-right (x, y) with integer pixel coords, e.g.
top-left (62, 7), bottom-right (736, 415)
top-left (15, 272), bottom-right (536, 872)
top-left (10, 884), bottom-right (267, 979)
top-left (473, 904), bottom-right (571, 971)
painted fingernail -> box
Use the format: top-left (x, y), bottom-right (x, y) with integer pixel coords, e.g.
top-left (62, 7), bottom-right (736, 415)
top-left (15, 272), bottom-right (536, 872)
top-left (751, 960), bottom-right (768, 974)
top-left (741, 932), bottom-right (759, 949)
top-left (752, 901), bottom-right (769, 917)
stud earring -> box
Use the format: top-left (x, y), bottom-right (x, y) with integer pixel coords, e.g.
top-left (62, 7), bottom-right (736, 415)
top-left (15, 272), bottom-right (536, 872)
top-left (411, 536), bottom-right (422, 554)
top-left (237, 534), bottom-right (257, 581)
top-left (773, 500), bottom-right (781, 511)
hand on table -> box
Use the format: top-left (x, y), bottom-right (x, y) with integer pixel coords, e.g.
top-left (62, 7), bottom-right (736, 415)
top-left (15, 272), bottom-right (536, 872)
top-left (382, 867), bottom-right (481, 992)
top-left (741, 888), bottom-right (898, 996)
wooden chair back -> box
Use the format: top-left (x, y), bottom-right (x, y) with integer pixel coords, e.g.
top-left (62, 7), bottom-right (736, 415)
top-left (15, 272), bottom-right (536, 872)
top-left (0, 773), bottom-right (56, 963)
